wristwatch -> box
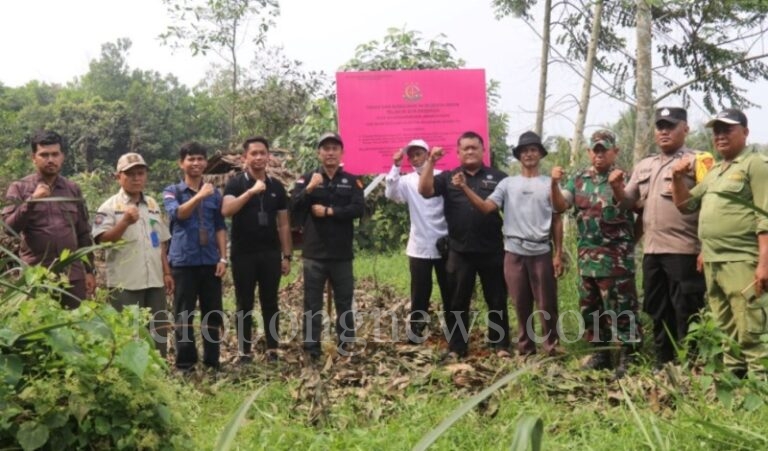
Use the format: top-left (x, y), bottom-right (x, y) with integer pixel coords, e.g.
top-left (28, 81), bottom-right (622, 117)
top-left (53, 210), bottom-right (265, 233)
top-left (282, 254), bottom-right (293, 262)
top-left (219, 258), bottom-right (228, 265)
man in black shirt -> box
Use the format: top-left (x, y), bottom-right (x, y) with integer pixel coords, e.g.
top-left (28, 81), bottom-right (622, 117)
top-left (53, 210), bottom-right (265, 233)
top-left (419, 131), bottom-right (510, 360)
top-left (290, 132), bottom-right (365, 360)
top-left (222, 136), bottom-right (292, 363)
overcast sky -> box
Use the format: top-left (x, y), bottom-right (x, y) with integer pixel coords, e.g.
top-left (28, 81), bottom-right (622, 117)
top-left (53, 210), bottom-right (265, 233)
top-left (2, 0), bottom-right (767, 144)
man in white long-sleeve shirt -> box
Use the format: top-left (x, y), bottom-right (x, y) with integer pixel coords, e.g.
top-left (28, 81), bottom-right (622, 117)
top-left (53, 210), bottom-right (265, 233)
top-left (385, 139), bottom-right (450, 343)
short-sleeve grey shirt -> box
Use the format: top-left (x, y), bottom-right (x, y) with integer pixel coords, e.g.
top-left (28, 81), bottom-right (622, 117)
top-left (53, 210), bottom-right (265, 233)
top-left (487, 175), bottom-right (553, 256)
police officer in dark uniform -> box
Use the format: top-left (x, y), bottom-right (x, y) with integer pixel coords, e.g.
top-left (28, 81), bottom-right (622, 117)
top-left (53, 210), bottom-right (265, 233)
top-left (291, 132), bottom-right (365, 361)
top-left (419, 131), bottom-right (511, 360)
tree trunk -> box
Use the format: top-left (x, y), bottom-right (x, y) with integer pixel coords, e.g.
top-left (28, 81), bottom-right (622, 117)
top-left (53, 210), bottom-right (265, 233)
top-left (535, 0), bottom-right (552, 136)
top-left (570, 0), bottom-right (604, 165)
top-left (229, 18), bottom-right (239, 148)
top-left (633, 0), bottom-right (653, 163)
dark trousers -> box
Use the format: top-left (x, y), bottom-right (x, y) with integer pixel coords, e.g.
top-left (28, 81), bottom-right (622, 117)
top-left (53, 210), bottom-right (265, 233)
top-left (503, 251), bottom-right (559, 355)
top-left (303, 258), bottom-right (355, 355)
top-left (643, 254), bottom-right (705, 364)
top-left (408, 256), bottom-right (449, 335)
top-left (172, 265), bottom-right (223, 369)
top-left (231, 250), bottom-right (282, 354)
top-left (446, 250), bottom-right (510, 354)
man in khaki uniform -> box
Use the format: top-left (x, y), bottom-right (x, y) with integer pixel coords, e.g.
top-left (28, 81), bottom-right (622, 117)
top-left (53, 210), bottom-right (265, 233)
top-left (93, 153), bottom-right (174, 356)
top-left (613, 107), bottom-right (711, 367)
top-left (671, 108), bottom-right (768, 377)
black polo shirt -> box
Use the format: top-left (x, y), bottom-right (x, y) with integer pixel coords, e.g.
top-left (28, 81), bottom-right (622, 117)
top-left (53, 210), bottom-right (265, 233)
top-left (223, 172), bottom-right (287, 256)
top-left (290, 169), bottom-right (365, 260)
top-left (431, 165), bottom-right (506, 253)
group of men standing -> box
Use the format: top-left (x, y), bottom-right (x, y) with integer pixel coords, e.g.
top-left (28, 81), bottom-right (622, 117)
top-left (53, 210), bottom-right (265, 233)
top-left (3, 105), bottom-right (767, 377)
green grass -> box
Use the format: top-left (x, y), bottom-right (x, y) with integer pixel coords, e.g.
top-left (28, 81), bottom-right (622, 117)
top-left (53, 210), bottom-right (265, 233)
top-left (183, 249), bottom-right (768, 451)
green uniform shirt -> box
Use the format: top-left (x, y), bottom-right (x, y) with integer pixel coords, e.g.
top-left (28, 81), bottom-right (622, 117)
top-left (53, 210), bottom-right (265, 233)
top-left (686, 150), bottom-right (768, 262)
top-left (563, 166), bottom-right (635, 278)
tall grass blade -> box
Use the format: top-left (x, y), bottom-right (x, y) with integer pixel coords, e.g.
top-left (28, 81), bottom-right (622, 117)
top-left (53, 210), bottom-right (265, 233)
top-left (214, 387), bottom-right (265, 451)
top-left (619, 382), bottom-right (656, 449)
top-left (413, 359), bottom-right (551, 451)
top-left (510, 414), bottom-right (543, 451)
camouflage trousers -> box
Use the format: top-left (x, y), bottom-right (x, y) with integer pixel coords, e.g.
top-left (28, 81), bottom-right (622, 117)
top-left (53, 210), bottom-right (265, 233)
top-left (704, 261), bottom-right (768, 374)
top-left (579, 275), bottom-right (642, 345)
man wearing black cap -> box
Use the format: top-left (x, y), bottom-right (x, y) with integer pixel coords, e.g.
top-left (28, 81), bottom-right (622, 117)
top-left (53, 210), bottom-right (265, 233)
top-left (612, 107), bottom-right (712, 368)
top-left (672, 109), bottom-right (768, 377)
top-left (453, 131), bottom-right (564, 357)
top-left (290, 132), bottom-right (365, 361)
top-left (419, 131), bottom-right (510, 361)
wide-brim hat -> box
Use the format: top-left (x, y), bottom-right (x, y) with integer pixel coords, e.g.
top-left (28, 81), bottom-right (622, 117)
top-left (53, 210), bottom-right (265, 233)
top-left (513, 131), bottom-right (547, 159)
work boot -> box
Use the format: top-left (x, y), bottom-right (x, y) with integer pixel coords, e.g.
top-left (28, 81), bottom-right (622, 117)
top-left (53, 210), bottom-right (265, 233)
top-left (582, 351), bottom-right (612, 371)
top-left (614, 347), bottom-right (637, 380)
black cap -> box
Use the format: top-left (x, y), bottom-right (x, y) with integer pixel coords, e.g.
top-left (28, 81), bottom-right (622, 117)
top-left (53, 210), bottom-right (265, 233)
top-left (513, 131), bottom-right (547, 160)
top-left (317, 132), bottom-right (343, 149)
top-left (655, 107), bottom-right (687, 125)
top-left (705, 108), bottom-right (748, 128)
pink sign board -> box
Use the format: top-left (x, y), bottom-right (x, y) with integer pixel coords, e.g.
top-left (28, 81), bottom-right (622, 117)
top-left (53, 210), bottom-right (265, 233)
top-left (336, 69), bottom-right (489, 174)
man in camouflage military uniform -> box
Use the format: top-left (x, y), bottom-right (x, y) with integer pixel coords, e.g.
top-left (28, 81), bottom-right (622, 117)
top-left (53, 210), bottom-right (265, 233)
top-left (551, 129), bottom-right (641, 378)
top-left (672, 109), bottom-right (768, 377)
top-left (614, 107), bottom-right (712, 368)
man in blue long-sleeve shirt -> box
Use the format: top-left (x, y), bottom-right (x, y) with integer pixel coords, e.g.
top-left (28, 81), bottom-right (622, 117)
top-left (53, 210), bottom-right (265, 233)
top-left (163, 141), bottom-right (227, 371)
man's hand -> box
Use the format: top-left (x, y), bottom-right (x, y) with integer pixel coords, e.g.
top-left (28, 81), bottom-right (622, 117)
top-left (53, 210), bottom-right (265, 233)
top-left (393, 149), bottom-right (404, 167)
top-left (31, 183), bottom-right (51, 199)
top-left (306, 173), bottom-right (324, 192)
top-left (553, 255), bottom-right (564, 278)
top-left (311, 204), bottom-right (330, 217)
top-left (551, 166), bottom-right (565, 184)
top-left (85, 273), bottom-right (96, 298)
top-left (756, 262), bottom-right (768, 297)
top-left (215, 261), bottom-right (226, 278)
top-left (696, 253), bottom-right (704, 273)
top-left (121, 205), bottom-right (140, 225)
top-left (248, 179), bottom-right (266, 195)
top-left (608, 169), bottom-right (625, 186)
top-left (672, 155), bottom-right (694, 177)
top-left (163, 274), bottom-right (175, 296)
top-left (281, 259), bottom-right (291, 275)
top-left (451, 172), bottom-right (467, 188)
top-left (198, 182), bottom-right (215, 199)
top-left (428, 147), bottom-right (444, 164)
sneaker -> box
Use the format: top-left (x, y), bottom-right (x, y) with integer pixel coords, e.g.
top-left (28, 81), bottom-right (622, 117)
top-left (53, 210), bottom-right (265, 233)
top-left (582, 351), bottom-right (612, 371)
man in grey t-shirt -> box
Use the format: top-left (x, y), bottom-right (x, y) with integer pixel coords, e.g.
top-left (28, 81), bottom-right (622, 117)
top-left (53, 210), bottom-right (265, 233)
top-left (453, 131), bottom-right (563, 356)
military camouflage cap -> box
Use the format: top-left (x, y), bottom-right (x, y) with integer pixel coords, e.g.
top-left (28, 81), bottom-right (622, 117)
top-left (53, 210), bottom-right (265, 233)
top-left (588, 129), bottom-right (617, 150)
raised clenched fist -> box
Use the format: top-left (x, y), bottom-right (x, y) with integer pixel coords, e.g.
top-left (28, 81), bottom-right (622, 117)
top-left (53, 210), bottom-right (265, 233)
top-left (551, 166), bottom-right (566, 183)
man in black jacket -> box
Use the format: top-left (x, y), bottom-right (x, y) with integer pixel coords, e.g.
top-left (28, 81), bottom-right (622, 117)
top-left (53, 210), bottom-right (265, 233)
top-left (291, 132), bottom-right (365, 360)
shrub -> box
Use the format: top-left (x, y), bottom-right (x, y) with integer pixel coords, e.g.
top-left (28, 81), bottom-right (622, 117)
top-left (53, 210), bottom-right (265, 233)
top-left (0, 251), bottom-right (193, 450)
